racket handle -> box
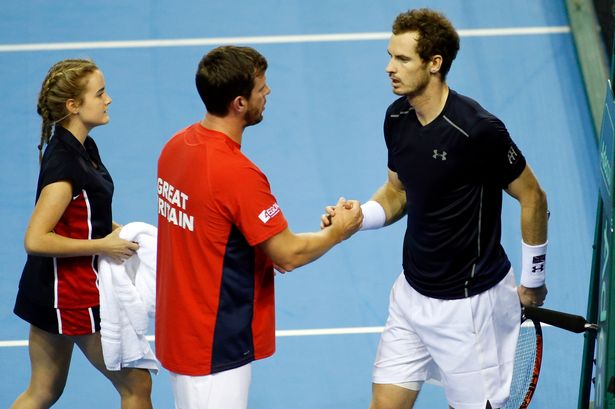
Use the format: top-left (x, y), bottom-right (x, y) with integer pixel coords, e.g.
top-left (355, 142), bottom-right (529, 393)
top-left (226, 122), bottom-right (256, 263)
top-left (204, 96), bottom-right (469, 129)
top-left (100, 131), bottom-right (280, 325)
top-left (523, 306), bottom-right (597, 333)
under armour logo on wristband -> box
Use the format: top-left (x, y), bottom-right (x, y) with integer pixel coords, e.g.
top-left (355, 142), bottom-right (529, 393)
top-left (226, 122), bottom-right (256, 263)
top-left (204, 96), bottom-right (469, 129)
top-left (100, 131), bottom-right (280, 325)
top-left (532, 254), bottom-right (546, 273)
top-left (532, 264), bottom-right (545, 273)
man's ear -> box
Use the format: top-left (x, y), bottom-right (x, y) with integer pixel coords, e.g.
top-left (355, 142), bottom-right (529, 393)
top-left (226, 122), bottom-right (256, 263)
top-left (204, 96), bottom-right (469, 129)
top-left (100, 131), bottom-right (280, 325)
top-left (429, 55), bottom-right (443, 74)
top-left (230, 96), bottom-right (248, 114)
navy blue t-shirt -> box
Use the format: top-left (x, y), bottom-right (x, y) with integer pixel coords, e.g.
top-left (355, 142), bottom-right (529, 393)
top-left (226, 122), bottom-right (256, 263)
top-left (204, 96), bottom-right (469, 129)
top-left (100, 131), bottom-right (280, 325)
top-left (384, 90), bottom-right (526, 299)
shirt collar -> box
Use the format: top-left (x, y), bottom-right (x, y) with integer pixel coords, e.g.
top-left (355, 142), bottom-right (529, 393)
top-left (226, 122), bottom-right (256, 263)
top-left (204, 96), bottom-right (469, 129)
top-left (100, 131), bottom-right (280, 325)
top-left (53, 125), bottom-right (98, 164)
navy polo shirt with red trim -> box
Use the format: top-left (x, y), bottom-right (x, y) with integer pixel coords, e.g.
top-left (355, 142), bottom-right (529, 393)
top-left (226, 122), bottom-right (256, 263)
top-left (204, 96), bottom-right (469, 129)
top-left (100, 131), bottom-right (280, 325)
top-left (17, 126), bottom-right (114, 308)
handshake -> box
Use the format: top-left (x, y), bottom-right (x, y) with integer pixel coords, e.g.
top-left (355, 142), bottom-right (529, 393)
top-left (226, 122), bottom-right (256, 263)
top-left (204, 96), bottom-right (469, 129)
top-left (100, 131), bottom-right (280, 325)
top-left (319, 197), bottom-right (364, 242)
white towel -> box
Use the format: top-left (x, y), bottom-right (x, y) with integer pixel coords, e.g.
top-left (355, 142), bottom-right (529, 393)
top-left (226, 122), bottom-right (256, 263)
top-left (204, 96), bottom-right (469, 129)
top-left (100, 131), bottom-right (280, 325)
top-left (98, 222), bottom-right (159, 373)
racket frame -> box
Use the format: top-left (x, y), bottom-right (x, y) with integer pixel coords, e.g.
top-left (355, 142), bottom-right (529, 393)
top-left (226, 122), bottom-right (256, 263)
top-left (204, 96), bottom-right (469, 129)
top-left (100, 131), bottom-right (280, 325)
top-left (517, 317), bottom-right (543, 409)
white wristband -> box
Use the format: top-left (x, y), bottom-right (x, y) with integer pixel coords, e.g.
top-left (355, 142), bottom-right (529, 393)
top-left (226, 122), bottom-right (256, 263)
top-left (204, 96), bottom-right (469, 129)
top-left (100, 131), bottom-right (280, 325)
top-left (360, 200), bottom-right (386, 231)
top-left (520, 240), bottom-right (547, 288)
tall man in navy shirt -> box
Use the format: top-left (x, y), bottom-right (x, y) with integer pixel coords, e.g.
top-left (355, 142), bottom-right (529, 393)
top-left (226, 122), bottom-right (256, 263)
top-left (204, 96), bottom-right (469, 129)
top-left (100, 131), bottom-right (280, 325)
top-left (323, 8), bottom-right (548, 409)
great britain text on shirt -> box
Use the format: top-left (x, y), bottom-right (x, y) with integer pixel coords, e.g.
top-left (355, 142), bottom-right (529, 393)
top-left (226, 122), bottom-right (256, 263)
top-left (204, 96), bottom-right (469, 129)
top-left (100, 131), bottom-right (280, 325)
top-left (157, 177), bottom-right (195, 231)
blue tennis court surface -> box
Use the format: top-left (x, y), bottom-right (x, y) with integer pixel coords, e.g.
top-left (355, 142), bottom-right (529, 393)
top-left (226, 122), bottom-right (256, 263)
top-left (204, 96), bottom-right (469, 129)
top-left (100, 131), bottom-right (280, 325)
top-left (0, 1), bottom-right (599, 407)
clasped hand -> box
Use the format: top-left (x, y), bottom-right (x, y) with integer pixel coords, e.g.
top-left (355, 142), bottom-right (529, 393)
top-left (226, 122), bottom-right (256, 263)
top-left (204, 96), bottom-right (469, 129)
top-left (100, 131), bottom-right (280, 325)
top-left (320, 197), bottom-right (363, 241)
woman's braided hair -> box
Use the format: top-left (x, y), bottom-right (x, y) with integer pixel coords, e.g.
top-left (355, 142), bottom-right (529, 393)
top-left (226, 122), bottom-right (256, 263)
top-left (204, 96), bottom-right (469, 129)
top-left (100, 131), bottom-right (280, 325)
top-left (36, 59), bottom-right (98, 163)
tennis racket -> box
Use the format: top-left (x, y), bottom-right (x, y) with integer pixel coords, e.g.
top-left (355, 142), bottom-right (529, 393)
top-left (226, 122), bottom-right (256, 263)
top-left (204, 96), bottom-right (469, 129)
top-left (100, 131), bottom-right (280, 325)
top-left (501, 306), bottom-right (598, 409)
top-left (502, 311), bottom-right (543, 409)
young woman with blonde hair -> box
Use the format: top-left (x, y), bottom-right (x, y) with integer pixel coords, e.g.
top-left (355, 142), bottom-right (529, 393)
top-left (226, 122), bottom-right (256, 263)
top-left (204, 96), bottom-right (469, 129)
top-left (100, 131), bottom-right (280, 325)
top-left (12, 59), bottom-right (152, 409)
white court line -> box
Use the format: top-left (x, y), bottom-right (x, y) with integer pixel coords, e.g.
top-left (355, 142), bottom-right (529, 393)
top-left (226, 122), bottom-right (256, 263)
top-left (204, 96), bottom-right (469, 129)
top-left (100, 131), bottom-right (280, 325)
top-left (275, 326), bottom-right (386, 337)
top-left (0, 326), bottom-right (385, 348)
top-left (0, 340), bottom-right (29, 347)
top-left (0, 26), bottom-right (570, 53)
top-left (0, 326), bottom-right (384, 348)
top-left (0, 322), bottom-right (548, 347)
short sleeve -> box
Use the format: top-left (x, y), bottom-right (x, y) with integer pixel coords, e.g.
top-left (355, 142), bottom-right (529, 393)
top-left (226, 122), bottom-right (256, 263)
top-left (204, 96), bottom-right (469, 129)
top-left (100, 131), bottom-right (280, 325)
top-left (221, 165), bottom-right (288, 246)
top-left (38, 152), bottom-right (84, 197)
top-left (384, 104), bottom-right (397, 173)
top-left (473, 117), bottom-right (526, 188)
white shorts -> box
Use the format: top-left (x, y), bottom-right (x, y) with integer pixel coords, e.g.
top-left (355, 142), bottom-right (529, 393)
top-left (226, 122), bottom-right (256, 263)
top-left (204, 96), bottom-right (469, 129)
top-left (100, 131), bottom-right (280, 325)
top-left (373, 270), bottom-right (520, 409)
top-left (170, 364), bottom-right (252, 409)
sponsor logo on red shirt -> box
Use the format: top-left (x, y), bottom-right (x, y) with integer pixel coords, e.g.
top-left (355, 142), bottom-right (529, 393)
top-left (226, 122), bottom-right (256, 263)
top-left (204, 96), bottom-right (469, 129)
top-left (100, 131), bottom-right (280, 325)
top-left (258, 203), bottom-right (281, 223)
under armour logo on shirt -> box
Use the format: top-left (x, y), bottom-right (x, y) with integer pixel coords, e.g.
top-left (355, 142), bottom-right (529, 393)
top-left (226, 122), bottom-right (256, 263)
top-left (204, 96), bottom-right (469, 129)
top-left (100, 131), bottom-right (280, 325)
top-left (432, 150), bottom-right (447, 161)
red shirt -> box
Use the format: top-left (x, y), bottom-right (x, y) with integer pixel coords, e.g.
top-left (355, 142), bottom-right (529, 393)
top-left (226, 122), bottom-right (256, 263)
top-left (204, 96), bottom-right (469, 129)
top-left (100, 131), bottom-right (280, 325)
top-left (155, 124), bottom-right (288, 375)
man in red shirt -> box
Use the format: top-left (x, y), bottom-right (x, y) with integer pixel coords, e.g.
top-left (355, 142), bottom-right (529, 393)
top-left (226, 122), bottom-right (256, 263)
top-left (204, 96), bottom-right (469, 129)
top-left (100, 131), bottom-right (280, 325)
top-left (156, 45), bottom-right (363, 409)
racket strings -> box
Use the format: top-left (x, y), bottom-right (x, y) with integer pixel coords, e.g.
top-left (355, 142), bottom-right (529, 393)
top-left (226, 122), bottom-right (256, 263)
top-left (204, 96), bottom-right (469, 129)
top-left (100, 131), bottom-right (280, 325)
top-left (503, 324), bottom-right (539, 409)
